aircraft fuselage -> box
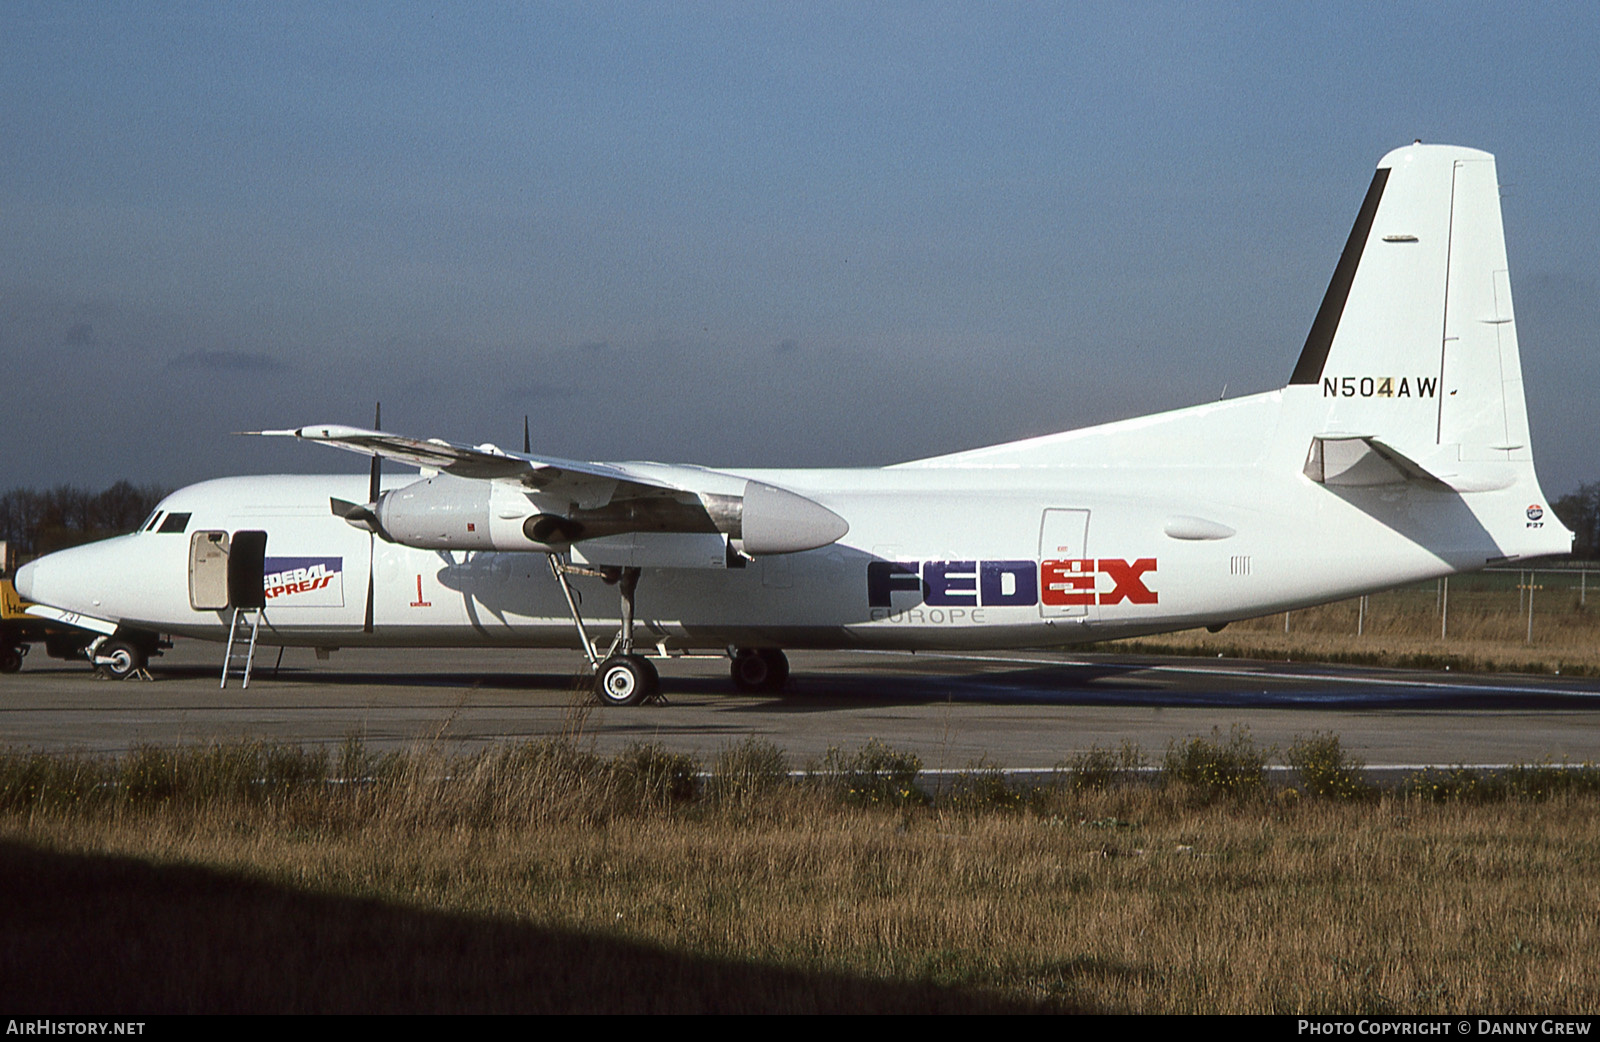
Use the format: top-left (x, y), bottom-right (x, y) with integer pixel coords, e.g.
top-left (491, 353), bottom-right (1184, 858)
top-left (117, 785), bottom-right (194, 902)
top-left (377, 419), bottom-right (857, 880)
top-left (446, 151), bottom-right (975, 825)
top-left (30, 389), bottom-right (1548, 656)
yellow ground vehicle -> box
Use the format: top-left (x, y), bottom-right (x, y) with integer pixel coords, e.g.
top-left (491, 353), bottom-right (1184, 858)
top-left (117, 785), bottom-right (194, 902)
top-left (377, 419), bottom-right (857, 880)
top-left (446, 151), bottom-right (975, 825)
top-left (1, 542), bottom-right (93, 673)
top-left (2, 576), bottom-right (37, 673)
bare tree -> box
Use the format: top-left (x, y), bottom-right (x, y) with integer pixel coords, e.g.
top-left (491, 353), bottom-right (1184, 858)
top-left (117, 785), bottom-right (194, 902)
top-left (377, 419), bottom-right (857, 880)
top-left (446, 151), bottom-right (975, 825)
top-left (1552, 482), bottom-right (1600, 561)
top-left (0, 483), bottom-right (169, 558)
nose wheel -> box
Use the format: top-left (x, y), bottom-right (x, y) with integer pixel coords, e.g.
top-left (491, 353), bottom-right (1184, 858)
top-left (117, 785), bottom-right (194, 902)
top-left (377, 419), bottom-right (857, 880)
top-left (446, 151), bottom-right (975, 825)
top-left (93, 638), bottom-right (147, 680)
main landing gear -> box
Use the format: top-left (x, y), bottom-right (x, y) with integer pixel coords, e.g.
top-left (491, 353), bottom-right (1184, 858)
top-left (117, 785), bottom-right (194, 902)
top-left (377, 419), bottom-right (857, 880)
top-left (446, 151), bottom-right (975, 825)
top-left (591, 566), bottom-right (663, 707)
top-left (730, 647), bottom-right (788, 693)
top-left (546, 556), bottom-right (792, 705)
top-left (595, 653), bottom-right (660, 707)
top-left (548, 558), bottom-right (663, 707)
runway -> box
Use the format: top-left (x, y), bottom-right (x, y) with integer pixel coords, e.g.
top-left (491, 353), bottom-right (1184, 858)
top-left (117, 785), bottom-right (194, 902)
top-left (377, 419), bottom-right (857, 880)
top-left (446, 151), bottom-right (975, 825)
top-left (3, 639), bottom-right (1599, 768)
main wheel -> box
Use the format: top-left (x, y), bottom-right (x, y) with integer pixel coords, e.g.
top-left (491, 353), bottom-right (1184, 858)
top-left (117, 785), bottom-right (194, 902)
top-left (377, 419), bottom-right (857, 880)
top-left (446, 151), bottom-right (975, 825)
top-left (96, 639), bottom-right (146, 680)
top-left (0, 646), bottom-right (22, 674)
top-left (594, 654), bottom-right (660, 707)
top-left (731, 648), bottom-right (788, 693)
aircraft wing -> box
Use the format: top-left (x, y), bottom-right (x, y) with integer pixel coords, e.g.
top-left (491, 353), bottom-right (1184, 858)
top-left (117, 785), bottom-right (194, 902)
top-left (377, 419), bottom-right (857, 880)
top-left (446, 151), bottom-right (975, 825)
top-left (250, 424), bottom-right (848, 554)
top-left (250, 424), bottom-right (724, 499)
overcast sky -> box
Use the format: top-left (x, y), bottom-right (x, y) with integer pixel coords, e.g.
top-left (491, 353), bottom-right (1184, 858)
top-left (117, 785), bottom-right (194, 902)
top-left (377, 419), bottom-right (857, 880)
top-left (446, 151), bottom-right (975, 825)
top-left (3, 2), bottom-right (1596, 498)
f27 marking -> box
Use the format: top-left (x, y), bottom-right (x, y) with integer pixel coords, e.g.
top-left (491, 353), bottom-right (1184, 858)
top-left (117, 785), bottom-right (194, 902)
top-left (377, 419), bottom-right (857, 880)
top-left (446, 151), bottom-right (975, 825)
top-left (867, 559), bottom-right (1157, 609)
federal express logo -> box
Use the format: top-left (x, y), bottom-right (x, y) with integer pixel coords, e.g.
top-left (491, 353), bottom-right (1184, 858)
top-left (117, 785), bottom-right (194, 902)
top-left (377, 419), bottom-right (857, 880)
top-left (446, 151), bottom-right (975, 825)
top-left (867, 558), bottom-right (1157, 621)
top-left (263, 556), bottom-right (344, 607)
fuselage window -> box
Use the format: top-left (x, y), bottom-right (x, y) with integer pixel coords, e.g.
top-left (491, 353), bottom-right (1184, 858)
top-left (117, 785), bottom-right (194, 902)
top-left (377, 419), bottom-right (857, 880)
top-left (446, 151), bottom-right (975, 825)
top-left (158, 512), bottom-right (193, 534)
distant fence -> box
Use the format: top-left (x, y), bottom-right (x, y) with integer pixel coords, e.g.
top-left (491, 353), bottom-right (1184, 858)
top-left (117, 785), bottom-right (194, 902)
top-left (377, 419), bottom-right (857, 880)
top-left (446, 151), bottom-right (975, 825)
top-left (1263, 563), bottom-right (1599, 646)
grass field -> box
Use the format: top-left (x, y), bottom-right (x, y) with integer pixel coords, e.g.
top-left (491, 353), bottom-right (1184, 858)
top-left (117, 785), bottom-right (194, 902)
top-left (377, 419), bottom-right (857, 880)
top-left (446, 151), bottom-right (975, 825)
top-left (1103, 567), bottom-right (1600, 676)
top-left (3, 736), bottom-right (1598, 1014)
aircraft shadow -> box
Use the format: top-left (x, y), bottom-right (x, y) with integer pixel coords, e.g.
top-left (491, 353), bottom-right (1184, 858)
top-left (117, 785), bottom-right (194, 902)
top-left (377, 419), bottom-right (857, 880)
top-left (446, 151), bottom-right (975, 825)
top-left (0, 839), bottom-right (1079, 1014)
top-left (707, 664), bottom-right (1600, 713)
top-left (139, 659), bottom-right (1600, 713)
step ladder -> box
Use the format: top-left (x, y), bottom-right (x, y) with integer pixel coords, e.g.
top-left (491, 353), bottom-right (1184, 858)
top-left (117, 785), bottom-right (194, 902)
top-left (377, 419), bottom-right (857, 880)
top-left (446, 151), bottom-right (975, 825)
top-left (221, 607), bottom-right (264, 689)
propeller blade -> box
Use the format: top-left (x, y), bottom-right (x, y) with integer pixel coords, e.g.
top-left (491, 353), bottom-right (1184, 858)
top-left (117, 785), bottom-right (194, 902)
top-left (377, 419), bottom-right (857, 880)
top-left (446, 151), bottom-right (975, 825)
top-left (364, 401), bottom-right (381, 634)
top-left (368, 402), bottom-right (382, 504)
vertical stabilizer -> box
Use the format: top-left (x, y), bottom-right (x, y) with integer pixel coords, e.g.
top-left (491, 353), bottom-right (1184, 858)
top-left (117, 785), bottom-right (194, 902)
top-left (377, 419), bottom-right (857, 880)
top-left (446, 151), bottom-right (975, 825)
top-left (1289, 144), bottom-right (1570, 561)
top-left (1288, 144), bottom-right (1531, 466)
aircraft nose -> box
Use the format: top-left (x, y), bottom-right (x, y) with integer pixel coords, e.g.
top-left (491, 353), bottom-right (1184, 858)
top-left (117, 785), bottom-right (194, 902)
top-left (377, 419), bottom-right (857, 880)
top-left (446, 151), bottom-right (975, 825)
top-left (11, 533), bottom-right (172, 623)
top-left (12, 559), bottom-right (36, 601)
top-left (10, 541), bottom-right (115, 613)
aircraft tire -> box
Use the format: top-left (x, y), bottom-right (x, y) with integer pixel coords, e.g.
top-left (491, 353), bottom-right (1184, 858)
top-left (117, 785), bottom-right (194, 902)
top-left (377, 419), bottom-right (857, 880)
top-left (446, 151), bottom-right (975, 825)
top-left (96, 640), bottom-right (145, 680)
top-left (731, 648), bottom-right (788, 693)
top-left (0, 646), bottom-right (22, 674)
top-left (595, 654), bottom-right (659, 707)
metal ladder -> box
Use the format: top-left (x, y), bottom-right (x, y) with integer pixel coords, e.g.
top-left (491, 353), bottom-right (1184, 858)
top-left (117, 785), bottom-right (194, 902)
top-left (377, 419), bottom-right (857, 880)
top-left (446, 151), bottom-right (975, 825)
top-left (221, 606), bottom-right (263, 689)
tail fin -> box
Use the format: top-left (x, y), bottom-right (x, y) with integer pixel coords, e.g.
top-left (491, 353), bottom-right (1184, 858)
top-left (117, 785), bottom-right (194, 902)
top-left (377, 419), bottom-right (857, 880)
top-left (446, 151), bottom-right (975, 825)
top-left (1291, 144), bottom-right (1572, 560)
top-left (1288, 144), bottom-right (1532, 469)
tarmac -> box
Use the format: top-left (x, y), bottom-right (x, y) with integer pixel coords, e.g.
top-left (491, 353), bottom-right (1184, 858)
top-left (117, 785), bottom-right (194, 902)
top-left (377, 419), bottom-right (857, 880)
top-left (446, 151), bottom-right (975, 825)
top-left (4, 639), bottom-right (1600, 769)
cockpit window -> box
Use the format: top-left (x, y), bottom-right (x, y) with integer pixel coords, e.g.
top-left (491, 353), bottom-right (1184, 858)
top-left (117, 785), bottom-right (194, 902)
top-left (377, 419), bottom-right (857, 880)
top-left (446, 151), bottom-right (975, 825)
top-left (157, 512), bottom-right (192, 534)
top-left (142, 512), bottom-right (163, 532)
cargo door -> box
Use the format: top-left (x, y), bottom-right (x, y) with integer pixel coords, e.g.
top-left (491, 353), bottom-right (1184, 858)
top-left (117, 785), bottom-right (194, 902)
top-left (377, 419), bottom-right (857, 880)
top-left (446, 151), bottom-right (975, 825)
top-left (189, 531), bottom-right (230, 611)
top-left (1038, 509), bottom-right (1092, 619)
top-left (228, 530), bottom-right (268, 610)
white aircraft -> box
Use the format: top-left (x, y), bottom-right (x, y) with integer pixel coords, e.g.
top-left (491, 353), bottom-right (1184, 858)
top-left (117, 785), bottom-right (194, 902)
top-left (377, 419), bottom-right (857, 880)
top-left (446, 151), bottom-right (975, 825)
top-left (15, 144), bottom-right (1573, 702)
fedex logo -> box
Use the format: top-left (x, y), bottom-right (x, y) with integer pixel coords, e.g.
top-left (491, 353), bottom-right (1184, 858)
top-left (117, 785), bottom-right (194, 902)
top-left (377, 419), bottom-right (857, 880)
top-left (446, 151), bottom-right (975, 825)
top-left (867, 558), bottom-right (1157, 608)
top-left (263, 556), bottom-right (344, 607)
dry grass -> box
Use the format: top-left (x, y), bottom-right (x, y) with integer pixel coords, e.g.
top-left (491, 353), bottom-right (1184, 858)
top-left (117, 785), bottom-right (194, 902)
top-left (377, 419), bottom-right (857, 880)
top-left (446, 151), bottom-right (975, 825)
top-left (1105, 570), bottom-right (1600, 675)
top-left (3, 738), bottom-right (1599, 1013)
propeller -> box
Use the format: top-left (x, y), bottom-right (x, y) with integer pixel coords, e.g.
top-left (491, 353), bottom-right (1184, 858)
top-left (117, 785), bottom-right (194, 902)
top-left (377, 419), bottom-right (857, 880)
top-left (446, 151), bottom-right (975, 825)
top-left (363, 403), bottom-right (380, 633)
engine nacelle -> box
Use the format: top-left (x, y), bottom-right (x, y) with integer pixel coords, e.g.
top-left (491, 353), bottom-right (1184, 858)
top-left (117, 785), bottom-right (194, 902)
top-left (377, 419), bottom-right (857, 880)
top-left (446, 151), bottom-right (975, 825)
top-left (375, 474), bottom-right (499, 550)
top-left (737, 481), bottom-right (849, 555)
top-left (367, 473), bottom-right (848, 558)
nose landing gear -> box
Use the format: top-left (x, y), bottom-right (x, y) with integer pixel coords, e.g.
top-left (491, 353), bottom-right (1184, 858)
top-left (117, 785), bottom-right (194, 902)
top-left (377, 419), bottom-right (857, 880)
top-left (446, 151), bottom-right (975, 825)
top-left (90, 637), bottom-right (149, 680)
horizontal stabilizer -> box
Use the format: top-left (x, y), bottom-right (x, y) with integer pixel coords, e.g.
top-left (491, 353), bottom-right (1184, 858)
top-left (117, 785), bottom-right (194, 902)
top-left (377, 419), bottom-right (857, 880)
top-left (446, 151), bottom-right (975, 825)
top-left (1303, 435), bottom-right (1513, 492)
